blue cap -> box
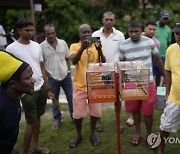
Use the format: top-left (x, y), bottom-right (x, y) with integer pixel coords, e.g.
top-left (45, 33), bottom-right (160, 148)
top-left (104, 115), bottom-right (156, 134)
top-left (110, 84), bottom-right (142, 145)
top-left (160, 10), bottom-right (170, 19)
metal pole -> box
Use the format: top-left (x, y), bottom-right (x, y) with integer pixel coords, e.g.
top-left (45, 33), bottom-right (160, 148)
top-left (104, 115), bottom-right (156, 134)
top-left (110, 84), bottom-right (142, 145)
top-left (30, 0), bottom-right (37, 41)
top-left (115, 73), bottom-right (121, 154)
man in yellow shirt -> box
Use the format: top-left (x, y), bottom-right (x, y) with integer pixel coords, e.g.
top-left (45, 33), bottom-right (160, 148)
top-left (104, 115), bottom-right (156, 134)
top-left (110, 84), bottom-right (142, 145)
top-left (157, 21), bottom-right (180, 154)
top-left (69, 24), bottom-right (106, 148)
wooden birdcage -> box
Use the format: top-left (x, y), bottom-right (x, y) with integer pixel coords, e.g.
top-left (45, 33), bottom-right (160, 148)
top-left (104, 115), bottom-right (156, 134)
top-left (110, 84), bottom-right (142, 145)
top-left (86, 63), bottom-right (117, 103)
top-left (117, 61), bottom-right (150, 101)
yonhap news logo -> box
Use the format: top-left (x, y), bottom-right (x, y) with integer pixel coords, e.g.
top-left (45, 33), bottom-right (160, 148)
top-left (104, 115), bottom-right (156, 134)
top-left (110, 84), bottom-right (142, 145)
top-left (147, 132), bottom-right (180, 149)
top-left (147, 132), bottom-right (161, 148)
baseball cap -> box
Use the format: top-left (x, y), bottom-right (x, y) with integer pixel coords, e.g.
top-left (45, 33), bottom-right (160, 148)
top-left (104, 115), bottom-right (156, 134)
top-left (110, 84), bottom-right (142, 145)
top-left (173, 21), bottom-right (180, 33)
top-left (160, 10), bottom-right (170, 19)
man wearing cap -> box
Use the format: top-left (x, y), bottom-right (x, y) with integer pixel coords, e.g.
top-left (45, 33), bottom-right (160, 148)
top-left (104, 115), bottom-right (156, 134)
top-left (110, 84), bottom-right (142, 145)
top-left (157, 21), bottom-right (180, 154)
top-left (154, 10), bottom-right (172, 86)
top-left (0, 50), bottom-right (34, 154)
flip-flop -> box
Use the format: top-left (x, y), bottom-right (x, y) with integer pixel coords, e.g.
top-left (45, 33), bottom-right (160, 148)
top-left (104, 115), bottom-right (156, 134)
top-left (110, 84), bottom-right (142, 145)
top-left (90, 136), bottom-right (100, 146)
top-left (69, 137), bottom-right (82, 148)
top-left (32, 146), bottom-right (50, 154)
top-left (131, 134), bottom-right (141, 146)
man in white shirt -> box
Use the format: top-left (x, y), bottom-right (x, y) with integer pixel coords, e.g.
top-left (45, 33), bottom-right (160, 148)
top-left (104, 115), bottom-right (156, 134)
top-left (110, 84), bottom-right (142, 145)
top-left (6, 18), bottom-right (54, 154)
top-left (41, 24), bottom-right (73, 130)
top-left (92, 11), bottom-right (125, 132)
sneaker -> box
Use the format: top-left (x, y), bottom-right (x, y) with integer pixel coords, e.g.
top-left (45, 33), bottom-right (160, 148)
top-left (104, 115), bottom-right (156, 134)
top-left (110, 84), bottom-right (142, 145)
top-left (52, 120), bottom-right (62, 130)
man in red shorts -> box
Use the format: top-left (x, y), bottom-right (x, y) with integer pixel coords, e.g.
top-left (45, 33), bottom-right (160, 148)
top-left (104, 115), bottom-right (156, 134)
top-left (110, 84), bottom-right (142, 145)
top-left (119, 21), bottom-right (164, 146)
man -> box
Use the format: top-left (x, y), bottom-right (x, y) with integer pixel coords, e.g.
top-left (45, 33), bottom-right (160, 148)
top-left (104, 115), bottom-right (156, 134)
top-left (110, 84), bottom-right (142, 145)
top-left (0, 51), bottom-right (34, 154)
top-left (157, 21), bottom-right (180, 154)
top-left (154, 10), bottom-right (171, 86)
top-left (119, 21), bottom-right (164, 146)
top-left (6, 18), bottom-right (54, 154)
top-left (126, 20), bottom-right (161, 127)
top-left (69, 24), bottom-right (106, 148)
top-left (143, 21), bottom-right (160, 50)
top-left (41, 24), bottom-right (73, 130)
top-left (92, 11), bottom-right (125, 131)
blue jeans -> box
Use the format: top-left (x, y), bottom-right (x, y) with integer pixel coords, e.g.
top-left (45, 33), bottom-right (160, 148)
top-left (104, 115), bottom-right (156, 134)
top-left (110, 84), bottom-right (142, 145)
top-left (49, 74), bottom-right (73, 121)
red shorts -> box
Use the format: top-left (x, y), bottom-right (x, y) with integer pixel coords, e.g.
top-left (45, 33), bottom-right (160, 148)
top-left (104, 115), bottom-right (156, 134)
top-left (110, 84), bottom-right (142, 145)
top-left (125, 82), bottom-right (156, 116)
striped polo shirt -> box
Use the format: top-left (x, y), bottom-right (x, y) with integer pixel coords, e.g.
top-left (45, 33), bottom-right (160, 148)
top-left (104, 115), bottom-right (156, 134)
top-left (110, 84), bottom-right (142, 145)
top-left (119, 36), bottom-right (159, 81)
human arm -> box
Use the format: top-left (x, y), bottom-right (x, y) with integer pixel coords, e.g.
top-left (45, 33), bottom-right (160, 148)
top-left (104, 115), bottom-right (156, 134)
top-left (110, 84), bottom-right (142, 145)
top-left (66, 57), bottom-right (71, 74)
top-left (164, 70), bottom-right (171, 101)
top-left (152, 53), bottom-right (165, 77)
top-left (64, 41), bottom-right (71, 74)
top-left (70, 40), bottom-right (92, 65)
top-left (40, 61), bottom-right (55, 99)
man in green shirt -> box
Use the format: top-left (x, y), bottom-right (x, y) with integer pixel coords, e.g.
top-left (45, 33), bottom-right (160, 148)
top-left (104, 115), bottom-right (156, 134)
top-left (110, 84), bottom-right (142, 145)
top-left (154, 10), bottom-right (171, 86)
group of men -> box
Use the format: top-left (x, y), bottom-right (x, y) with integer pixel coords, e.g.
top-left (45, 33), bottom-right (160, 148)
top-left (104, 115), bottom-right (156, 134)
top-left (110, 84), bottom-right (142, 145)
top-left (1, 9), bottom-right (180, 154)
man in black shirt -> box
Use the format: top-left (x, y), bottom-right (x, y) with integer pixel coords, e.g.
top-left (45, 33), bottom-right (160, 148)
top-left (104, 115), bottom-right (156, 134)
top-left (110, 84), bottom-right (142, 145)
top-left (0, 51), bottom-right (34, 154)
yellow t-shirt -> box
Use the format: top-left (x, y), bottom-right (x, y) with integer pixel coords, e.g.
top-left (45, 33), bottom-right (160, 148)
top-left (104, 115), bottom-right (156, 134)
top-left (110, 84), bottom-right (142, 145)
top-left (165, 43), bottom-right (180, 105)
top-left (70, 42), bottom-right (100, 91)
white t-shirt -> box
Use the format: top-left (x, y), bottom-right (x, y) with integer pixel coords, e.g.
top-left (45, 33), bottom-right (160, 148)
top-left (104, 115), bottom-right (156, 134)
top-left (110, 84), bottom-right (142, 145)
top-left (6, 40), bottom-right (44, 91)
top-left (92, 27), bottom-right (125, 62)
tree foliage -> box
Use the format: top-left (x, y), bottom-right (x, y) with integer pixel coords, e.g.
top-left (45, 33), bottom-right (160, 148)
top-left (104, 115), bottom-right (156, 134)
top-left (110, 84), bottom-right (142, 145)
top-left (0, 0), bottom-right (179, 45)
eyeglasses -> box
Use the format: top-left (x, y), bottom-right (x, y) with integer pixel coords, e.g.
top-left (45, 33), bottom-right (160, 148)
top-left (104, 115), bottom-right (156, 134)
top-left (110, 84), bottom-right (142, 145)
top-left (175, 32), bottom-right (180, 35)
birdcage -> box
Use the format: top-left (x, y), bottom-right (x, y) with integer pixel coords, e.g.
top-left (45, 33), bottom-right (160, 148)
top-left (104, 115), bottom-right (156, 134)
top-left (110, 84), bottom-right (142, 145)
top-left (86, 63), bottom-right (118, 103)
top-left (117, 61), bottom-right (150, 101)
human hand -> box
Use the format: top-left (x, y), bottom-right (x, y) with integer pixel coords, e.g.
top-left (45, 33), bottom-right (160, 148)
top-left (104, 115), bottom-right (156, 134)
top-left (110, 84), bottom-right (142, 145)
top-left (81, 39), bottom-right (92, 50)
top-left (48, 90), bottom-right (55, 100)
top-left (94, 41), bottom-right (102, 51)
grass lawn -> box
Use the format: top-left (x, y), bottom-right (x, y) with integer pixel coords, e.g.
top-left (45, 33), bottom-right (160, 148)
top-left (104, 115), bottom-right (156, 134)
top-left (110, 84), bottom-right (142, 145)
top-left (15, 104), bottom-right (180, 154)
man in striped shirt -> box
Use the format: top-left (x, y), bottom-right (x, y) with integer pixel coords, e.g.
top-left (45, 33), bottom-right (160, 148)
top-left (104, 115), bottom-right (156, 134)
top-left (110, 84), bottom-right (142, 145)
top-left (119, 21), bottom-right (164, 146)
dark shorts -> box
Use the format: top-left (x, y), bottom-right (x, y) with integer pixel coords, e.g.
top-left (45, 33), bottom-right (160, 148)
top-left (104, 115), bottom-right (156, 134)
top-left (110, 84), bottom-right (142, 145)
top-left (152, 57), bottom-right (165, 76)
top-left (21, 84), bottom-right (48, 125)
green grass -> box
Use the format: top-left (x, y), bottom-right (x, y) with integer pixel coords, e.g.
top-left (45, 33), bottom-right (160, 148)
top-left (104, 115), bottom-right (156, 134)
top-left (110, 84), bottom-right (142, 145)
top-left (15, 105), bottom-right (180, 154)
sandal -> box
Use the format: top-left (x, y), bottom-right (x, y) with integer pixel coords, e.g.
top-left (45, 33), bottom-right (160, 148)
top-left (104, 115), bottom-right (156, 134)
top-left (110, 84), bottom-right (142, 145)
top-left (32, 146), bottom-right (50, 154)
top-left (69, 137), bottom-right (82, 148)
top-left (131, 134), bottom-right (141, 146)
top-left (90, 136), bottom-right (100, 146)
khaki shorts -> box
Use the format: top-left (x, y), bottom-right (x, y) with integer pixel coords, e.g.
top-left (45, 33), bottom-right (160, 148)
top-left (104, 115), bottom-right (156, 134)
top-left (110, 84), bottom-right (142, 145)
top-left (73, 86), bottom-right (102, 119)
top-left (21, 84), bottom-right (48, 125)
top-left (160, 99), bottom-right (180, 133)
